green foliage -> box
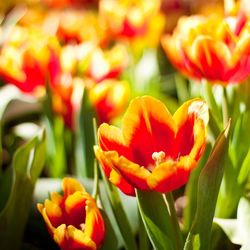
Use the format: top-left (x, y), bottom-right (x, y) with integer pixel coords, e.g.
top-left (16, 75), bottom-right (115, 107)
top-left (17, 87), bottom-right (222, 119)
top-left (184, 122), bottom-right (230, 250)
top-left (75, 87), bottom-right (96, 178)
top-left (136, 190), bottom-right (180, 250)
top-left (0, 130), bottom-right (46, 250)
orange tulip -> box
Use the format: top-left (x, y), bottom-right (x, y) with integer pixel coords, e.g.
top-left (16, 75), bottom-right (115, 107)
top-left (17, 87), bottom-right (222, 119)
top-left (162, 11), bottom-right (250, 84)
top-left (89, 79), bottom-right (130, 123)
top-left (95, 96), bottom-right (208, 195)
top-left (37, 178), bottom-right (105, 250)
top-left (55, 10), bottom-right (107, 45)
top-left (99, 0), bottom-right (161, 40)
top-left (50, 73), bottom-right (84, 129)
top-left (0, 26), bottom-right (59, 95)
top-left (42, 0), bottom-right (98, 8)
top-left (87, 44), bottom-right (129, 83)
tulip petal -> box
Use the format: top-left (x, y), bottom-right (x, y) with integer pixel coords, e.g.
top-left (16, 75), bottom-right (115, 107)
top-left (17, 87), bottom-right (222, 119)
top-left (122, 96), bottom-right (176, 166)
top-left (112, 154), bottom-right (151, 190)
top-left (37, 204), bottom-right (55, 234)
top-left (67, 226), bottom-right (96, 250)
top-left (65, 191), bottom-right (87, 228)
top-left (53, 224), bottom-right (67, 248)
top-left (148, 156), bottom-right (196, 192)
top-left (190, 37), bottom-right (232, 81)
top-left (174, 99), bottom-right (208, 159)
top-left (98, 123), bottom-right (131, 160)
top-left (95, 146), bottom-right (135, 195)
top-left (62, 177), bottom-right (85, 196)
top-left (44, 199), bottom-right (63, 228)
top-left (84, 200), bottom-right (105, 247)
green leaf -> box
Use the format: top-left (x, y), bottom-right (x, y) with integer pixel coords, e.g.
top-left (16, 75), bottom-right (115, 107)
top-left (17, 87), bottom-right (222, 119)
top-left (230, 111), bottom-right (250, 168)
top-left (138, 213), bottom-right (150, 250)
top-left (136, 190), bottom-right (177, 250)
top-left (0, 85), bottom-right (35, 169)
top-left (184, 122), bottom-right (230, 250)
top-left (100, 178), bottom-right (137, 250)
top-left (215, 155), bottom-right (241, 218)
top-left (0, 130), bottom-right (46, 250)
top-left (183, 144), bottom-right (212, 232)
top-left (43, 81), bottom-right (67, 178)
top-left (202, 81), bottom-right (223, 130)
top-left (100, 209), bottom-right (118, 250)
top-left (75, 87), bottom-right (96, 178)
top-left (215, 112), bottom-right (250, 218)
top-left (238, 149), bottom-right (250, 185)
top-left (45, 116), bottom-right (67, 177)
top-left (175, 73), bottom-right (189, 103)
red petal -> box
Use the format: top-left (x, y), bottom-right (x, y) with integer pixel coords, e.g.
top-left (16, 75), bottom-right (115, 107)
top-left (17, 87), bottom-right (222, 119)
top-left (122, 96), bottom-right (176, 166)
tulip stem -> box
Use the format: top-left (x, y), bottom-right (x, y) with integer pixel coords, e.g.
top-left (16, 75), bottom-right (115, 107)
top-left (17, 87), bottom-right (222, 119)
top-left (164, 192), bottom-right (183, 250)
top-left (222, 87), bottom-right (229, 128)
top-left (92, 160), bottom-right (99, 200)
top-left (138, 209), bottom-right (150, 250)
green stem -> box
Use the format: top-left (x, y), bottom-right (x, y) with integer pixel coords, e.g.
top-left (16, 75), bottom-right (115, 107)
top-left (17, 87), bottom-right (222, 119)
top-left (102, 176), bottom-right (138, 250)
top-left (163, 192), bottom-right (183, 250)
top-left (222, 87), bottom-right (229, 128)
top-left (92, 160), bottom-right (99, 200)
top-left (203, 80), bottom-right (222, 122)
top-left (138, 209), bottom-right (150, 250)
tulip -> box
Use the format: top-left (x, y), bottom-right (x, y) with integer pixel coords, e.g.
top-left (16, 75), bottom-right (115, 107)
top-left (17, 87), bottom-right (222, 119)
top-left (89, 79), bottom-right (130, 123)
top-left (87, 44), bottom-right (129, 83)
top-left (37, 177), bottom-right (105, 250)
top-left (162, 9), bottom-right (250, 84)
top-left (55, 10), bottom-right (107, 45)
top-left (95, 96), bottom-right (208, 195)
top-left (51, 73), bottom-right (84, 129)
top-left (99, 0), bottom-right (162, 40)
top-left (0, 26), bottom-right (59, 95)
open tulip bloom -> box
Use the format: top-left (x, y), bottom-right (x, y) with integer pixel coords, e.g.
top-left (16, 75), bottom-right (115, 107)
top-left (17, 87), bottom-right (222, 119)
top-left (162, 12), bottom-right (250, 84)
top-left (1, 0), bottom-right (247, 249)
top-left (37, 178), bottom-right (105, 250)
top-left (95, 96), bottom-right (209, 195)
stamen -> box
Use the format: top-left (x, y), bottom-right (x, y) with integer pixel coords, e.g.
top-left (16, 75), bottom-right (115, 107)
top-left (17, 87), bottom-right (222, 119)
top-left (152, 151), bottom-right (166, 165)
top-left (80, 223), bottom-right (85, 231)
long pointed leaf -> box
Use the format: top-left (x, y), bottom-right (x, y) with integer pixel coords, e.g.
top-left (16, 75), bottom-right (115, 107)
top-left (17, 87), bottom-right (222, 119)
top-left (136, 190), bottom-right (178, 250)
top-left (184, 122), bottom-right (230, 250)
top-left (0, 130), bottom-right (46, 250)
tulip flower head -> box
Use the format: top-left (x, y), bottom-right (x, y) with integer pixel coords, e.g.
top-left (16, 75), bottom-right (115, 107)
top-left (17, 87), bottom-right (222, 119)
top-left (37, 178), bottom-right (105, 250)
top-left (0, 26), bottom-right (59, 95)
top-left (87, 44), bottom-right (129, 83)
top-left (95, 96), bottom-right (208, 195)
top-left (89, 79), bottom-right (130, 123)
top-left (51, 73), bottom-right (84, 129)
top-left (162, 5), bottom-right (250, 84)
top-left (56, 10), bottom-right (107, 45)
top-left (99, 0), bottom-right (161, 40)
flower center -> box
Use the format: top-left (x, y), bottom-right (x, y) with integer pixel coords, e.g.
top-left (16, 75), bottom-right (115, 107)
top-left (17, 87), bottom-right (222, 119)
top-left (152, 151), bottom-right (166, 166)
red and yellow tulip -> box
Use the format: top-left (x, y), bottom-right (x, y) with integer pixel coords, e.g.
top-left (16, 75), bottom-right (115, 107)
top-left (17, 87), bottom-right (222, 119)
top-left (51, 73), bottom-right (83, 129)
top-left (95, 96), bottom-right (208, 195)
top-left (86, 44), bottom-right (129, 83)
top-left (99, 0), bottom-right (163, 43)
top-left (89, 79), bottom-right (130, 123)
top-left (162, 8), bottom-right (250, 84)
top-left (37, 177), bottom-right (105, 250)
top-left (0, 26), bottom-right (59, 95)
top-left (41, 0), bottom-right (98, 8)
top-left (55, 10), bottom-right (107, 45)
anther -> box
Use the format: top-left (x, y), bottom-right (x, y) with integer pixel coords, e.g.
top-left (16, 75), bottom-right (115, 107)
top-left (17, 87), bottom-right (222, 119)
top-left (152, 151), bottom-right (166, 165)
